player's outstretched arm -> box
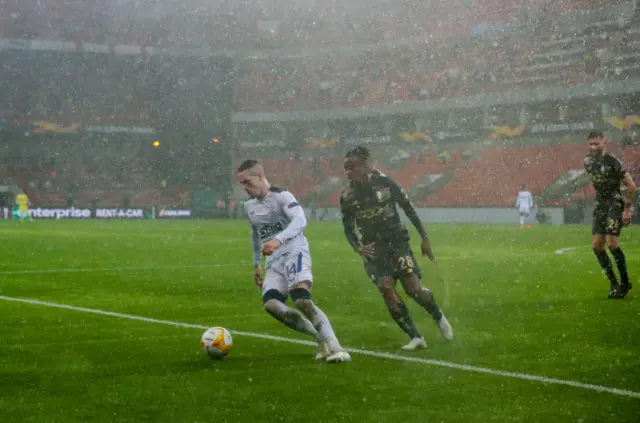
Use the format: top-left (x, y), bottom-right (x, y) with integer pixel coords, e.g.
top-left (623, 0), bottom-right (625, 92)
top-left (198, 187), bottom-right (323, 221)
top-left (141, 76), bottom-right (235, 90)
top-left (389, 178), bottom-right (429, 241)
top-left (623, 172), bottom-right (637, 205)
top-left (249, 223), bottom-right (263, 286)
top-left (250, 223), bottom-right (262, 267)
top-left (340, 192), bottom-right (375, 259)
top-left (611, 155), bottom-right (637, 224)
top-left (273, 191), bottom-right (307, 244)
top-left (389, 178), bottom-right (436, 261)
top-left (623, 172), bottom-right (637, 223)
top-left (339, 193), bottom-right (361, 252)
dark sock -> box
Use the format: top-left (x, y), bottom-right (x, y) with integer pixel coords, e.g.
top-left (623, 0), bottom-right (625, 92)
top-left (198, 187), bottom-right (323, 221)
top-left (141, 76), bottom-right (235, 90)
top-left (389, 302), bottom-right (421, 339)
top-left (594, 250), bottom-right (618, 287)
top-left (610, 248), bottom-right (629, 285)
top-left (411, 288), bottom-right (443, 321)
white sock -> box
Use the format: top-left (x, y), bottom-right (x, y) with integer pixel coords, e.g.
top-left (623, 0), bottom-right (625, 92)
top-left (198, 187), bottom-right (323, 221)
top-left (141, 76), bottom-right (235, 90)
top-left (520, 216), bottom-right (524, 225)
top-left (308, 303), bottom-right (343, 352)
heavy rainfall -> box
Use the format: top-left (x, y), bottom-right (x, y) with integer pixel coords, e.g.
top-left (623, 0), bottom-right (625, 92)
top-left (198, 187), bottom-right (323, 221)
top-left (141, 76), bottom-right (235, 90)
top-left (0, 0), bottom-right (639, 422)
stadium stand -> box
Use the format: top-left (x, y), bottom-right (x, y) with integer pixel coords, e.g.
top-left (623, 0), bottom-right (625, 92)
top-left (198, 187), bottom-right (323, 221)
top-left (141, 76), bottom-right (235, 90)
top-left (0, 0), bottom-right (637, 212)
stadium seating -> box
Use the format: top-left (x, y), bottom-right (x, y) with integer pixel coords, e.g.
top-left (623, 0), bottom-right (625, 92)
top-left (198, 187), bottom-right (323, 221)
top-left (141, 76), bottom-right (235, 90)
top-left (235, 5), bottom-right (638, 112)
top-left (0, 0), bottom-right (622, 48)
top-left (425, 144), bottom-right (586, 207)
top-left (243, 142), bottom-right (640, 208)
top-left (0, 0), bottom-right (634, 212)
top-left (1, 0), bottom-right (634, 118)
top-left (10, 140), bottom-right (639, 209)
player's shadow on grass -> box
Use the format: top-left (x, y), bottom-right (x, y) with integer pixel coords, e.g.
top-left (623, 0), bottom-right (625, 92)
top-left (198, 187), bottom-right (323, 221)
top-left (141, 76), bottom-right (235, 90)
top-left (74, 352), bottom-right (318, 378)
top-left (179, 351), bottom-right (317, 372)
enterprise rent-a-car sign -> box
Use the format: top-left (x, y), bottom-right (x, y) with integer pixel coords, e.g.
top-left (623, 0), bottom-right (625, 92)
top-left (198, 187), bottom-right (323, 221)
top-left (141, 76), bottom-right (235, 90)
top-left (96, 208), bottom-right (145, 218)
top-left (26, 208), bottom-right (147, 219)
top-left (29, 208), bottom-right (92, 219)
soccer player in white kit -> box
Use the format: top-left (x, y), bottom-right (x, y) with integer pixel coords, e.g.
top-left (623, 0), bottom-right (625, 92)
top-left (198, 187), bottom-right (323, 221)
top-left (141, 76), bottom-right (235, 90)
top-left (236, 159), bottom-right (351, 363)
top-left (516, 185), bottom-right (534, 228)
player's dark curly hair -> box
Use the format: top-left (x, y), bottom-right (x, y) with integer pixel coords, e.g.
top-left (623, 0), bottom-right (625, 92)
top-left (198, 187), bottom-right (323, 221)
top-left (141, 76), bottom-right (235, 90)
top-left (588, 131), bottom-right (604, 140)
top-left (345, 146), bottom-right (371, 162)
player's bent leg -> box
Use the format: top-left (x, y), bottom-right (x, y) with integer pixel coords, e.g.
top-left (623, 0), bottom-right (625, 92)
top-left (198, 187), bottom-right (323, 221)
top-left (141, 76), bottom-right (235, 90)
top-left (592, 234), bottom-right (606, 252)
top-left (401, 275), bottom-right (453, 341)
top-left (262, 290), bottom-right (322, 340)
top-left (289, 283), bottom-right (350, 363)
top-left (401, 276), bottom-right (442, 320)
top-left (376, 276), bottom-right (424, 350)
top-left (606, 235), bottom-right (632, 298)
top-left (592, 234), bottom-right (619, 297)
top-left (606, 235), bottom-right (620, 251)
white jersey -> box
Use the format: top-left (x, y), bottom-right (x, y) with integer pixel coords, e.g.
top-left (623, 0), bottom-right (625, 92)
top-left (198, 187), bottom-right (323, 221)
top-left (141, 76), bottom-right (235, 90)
top-left (516, 190), bottom-right (534, 211)
top-left (244, 187), bottom-right (309, 270)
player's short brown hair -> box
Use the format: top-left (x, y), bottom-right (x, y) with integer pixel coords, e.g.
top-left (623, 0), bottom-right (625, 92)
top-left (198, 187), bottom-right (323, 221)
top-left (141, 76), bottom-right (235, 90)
top-left (237, 159), bottom-right (260, 173)
top-left (588, 131), bottom-right (604, 140)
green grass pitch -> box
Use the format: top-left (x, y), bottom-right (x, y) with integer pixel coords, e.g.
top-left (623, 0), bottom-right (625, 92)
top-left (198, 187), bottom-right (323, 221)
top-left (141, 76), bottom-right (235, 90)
top-left (0, 220), bottom-right (639, 422)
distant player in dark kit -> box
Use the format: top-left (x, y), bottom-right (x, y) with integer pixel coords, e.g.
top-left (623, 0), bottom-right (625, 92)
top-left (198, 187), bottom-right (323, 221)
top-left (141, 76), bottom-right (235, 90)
top-left (340, 146), bottom-right (453, 350)
top-left (584, 131), bottom-right (637, 298)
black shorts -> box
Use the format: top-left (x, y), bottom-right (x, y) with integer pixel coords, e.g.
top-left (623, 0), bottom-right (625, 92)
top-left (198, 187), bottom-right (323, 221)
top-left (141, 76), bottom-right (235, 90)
top-left (592, 202), bottom-right (624, 236)
top-left (363, 239), bottom-right (422, 286)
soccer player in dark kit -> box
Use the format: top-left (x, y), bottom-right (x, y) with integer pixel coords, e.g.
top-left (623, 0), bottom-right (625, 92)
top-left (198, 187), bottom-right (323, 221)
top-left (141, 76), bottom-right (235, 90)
top-left (339, 146), bottom-right (453, 350)
top-left (584, 131), bottom-right (637, 299)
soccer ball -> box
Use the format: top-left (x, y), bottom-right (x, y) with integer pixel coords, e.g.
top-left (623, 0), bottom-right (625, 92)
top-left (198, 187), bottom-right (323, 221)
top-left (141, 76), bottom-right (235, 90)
top-left (200, 327), bottom-right (233, 359)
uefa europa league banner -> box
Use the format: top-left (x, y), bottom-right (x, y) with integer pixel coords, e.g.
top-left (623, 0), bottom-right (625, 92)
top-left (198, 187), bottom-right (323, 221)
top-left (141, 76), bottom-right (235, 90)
top-left (27, 120), bottom-right (155, 135)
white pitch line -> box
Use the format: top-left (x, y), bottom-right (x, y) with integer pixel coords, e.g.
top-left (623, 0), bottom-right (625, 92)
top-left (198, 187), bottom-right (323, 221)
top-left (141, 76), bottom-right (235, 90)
top-left (1, 295), bottom-right (638, 399)
top-left (555, 246), bottom-right (582, 255)
top-left (555, 245), bottom-right (640, 255)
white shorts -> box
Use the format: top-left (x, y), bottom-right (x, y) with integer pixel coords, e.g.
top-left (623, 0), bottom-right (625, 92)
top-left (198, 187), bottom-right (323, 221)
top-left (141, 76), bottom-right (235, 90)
top-left (262, 249), bottom-right (313, 296)
top-left (519, 208), bottom-right (530, 217)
